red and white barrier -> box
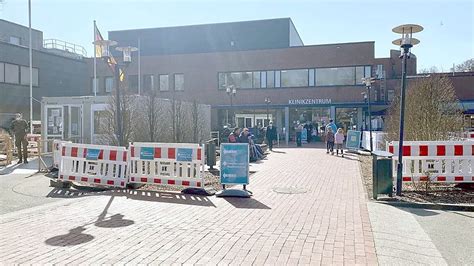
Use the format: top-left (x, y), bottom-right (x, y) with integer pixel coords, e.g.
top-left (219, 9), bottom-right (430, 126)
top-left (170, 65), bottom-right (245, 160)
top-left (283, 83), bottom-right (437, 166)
top-left (59, 143), bottom-right (128, 188)
top-left (53, 140), bottom-right (71, 169)
top-left (128, 142), bottom-right (205, 188)
top-left (388, 141), bottom-right (473, 183)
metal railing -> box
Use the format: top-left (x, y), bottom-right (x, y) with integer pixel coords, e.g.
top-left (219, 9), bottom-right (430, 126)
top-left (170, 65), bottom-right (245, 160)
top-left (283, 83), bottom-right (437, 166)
top-left (43, 39), bottom-right (87, 57)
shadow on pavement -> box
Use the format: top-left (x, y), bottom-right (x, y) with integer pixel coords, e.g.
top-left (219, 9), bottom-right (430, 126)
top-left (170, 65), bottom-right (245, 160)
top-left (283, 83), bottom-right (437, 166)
top-left (399, 207), bottom-right (440, 217)
top-left (45, 226), bottom-right (94, 246)
top-left (224, 197), bottom-right (271, 209)
top-left (0, 159), bottom-right (38, 175)
top-left (269, 150), bottom-right (286, 154)
top-left (46, 188), bottom-right (216, 207)
top-left (95, 214), bottom-right (135, 228)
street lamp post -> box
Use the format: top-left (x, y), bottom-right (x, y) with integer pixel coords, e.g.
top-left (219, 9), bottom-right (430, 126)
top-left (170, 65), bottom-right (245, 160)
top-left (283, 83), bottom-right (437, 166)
top-left (362, 77), bottom-right (375, 152)
top-left (94, 39), bottom-right (137, 146)
top-left (392, 24), bottom-right (423, 196)
top-left (265, 97), bottom-right (271, 124)
top-left (226, 85), bottom-right (236, 127)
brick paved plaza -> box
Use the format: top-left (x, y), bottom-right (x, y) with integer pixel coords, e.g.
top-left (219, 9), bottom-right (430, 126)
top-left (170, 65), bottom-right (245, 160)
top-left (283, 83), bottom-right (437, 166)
top-left (0, 147), bottom-right (377, 265)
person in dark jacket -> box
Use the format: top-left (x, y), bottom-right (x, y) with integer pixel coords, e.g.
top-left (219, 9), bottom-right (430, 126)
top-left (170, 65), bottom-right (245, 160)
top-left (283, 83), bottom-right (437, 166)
top-left (11, 113), bottom-right (29, 163)
top-left (239, 128), bottom-right (250, 143)
top-left (265, 122), bottom-right (277, 151)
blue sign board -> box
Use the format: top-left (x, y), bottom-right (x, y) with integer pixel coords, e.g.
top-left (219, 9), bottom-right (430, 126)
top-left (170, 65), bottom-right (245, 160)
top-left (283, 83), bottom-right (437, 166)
top-left (346, 130), bottom-right (362, 150)
top-left (86, 148), bottom-right (100, 160)
top-left (177, 148), bottom-right (193, 162)
top-left (140, 147), bottom-right (154, 160)
top-left (220, 143), bottom-right (249, 185)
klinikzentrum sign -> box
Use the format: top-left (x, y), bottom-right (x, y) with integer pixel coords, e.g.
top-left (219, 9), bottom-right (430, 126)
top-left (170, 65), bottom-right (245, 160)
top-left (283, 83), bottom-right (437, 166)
top-left (288, 99), bottom-right (332, 105)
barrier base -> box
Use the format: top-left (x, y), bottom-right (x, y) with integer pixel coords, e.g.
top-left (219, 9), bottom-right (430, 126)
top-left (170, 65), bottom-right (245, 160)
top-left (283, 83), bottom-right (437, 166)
top-left (50, 179), bottom-right (71, 188)
top-left (182, 187), bottom-right (216, 196)
top-left (216, 189), bottom-right (252, 198)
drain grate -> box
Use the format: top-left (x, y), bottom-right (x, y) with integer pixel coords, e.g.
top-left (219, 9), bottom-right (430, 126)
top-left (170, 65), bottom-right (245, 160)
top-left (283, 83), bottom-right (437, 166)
top-left (273, 186), bottom-right (308, 194)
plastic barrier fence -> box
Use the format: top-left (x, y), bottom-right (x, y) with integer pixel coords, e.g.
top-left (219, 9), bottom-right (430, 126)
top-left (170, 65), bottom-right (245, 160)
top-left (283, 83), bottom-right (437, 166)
top-left (128, 142), bottom-right (205, 188)
top-left (388, 141), bottom-right (473, 183)
top-left (59, 143), bottom-right (128, 188)
top-left (53, 140), bottom-right (71, 169)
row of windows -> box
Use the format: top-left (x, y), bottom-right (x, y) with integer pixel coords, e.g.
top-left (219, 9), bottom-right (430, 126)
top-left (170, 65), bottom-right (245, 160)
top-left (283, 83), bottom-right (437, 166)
top-left (92, 73), bottom-right (184, 93)
top-left (218, 66), bottom-right (372, 89)
top-left (0, 62), bottom-right (39, 86)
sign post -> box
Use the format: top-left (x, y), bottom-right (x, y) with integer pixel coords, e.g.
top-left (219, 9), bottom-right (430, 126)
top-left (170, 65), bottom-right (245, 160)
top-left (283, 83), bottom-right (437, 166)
top-left (216, 143), bottom-right (252, 197)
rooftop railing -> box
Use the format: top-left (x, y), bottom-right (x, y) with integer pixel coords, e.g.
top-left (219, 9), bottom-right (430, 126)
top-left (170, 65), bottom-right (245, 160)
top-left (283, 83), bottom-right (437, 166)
top-left (43, 39), bottom-right (87, 57)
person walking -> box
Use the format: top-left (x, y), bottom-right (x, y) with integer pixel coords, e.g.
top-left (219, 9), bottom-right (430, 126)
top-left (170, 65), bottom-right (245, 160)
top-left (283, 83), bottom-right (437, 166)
top-left (11, 113), bottom-right (29, 163)
top-left (228, 127), bottom-right (240, 143)
top-left (326, 127), bottom-right (335, 155)
top-left (335, 128), bottom-right (345, 157)
top-left (265, 122), bottom-right (277, 151)
top-left (326, 119), bottom-right (337, 135)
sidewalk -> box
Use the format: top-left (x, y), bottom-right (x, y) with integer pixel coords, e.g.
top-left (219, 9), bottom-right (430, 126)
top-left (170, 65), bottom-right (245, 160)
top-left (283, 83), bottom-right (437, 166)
top-left (0, 147), bottom-right (376, 265)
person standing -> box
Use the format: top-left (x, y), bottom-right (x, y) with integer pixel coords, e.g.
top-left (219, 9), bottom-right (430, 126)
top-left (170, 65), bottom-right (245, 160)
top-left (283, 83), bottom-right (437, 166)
top-left (295, 121), bottom-right (303, 147)
top-left (265, 121), bottom-right (277, 151)
top-left (326, 127), bottom-right (335, 155)
top-left (11, 113), bottom-right (29, 163)
top-left (228, 127), bottom-right (240, 143)
top-left (335, 128), bottom-right (345, 157)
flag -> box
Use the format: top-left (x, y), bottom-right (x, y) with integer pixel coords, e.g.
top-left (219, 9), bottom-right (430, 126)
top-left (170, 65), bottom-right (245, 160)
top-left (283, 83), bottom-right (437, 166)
top-left (119, 68), bottom-right (125, 82)
top-left (94, 23), bottom-right (117, 72)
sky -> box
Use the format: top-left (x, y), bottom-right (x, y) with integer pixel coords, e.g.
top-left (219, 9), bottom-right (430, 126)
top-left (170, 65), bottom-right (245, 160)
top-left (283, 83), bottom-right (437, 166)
top-left (1, 0), bottom-right (473, 72)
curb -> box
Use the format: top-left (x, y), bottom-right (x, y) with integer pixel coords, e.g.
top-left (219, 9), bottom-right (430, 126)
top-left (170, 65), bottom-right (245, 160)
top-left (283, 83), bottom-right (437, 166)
top-left (374, 200), bottom-right (474, 212)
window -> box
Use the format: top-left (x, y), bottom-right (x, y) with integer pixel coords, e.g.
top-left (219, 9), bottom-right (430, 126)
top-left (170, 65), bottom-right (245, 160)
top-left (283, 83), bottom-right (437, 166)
top-left (267, 71), bottom-right (274, 88)
top-left (356, 66), bottom-right (364, 84)
top-left (309, 69), bottom-right (315, 86)
top-left (159, 74), bottom-right (169, 91)
top-left (174, 74), bottom-right (184, 91)
top-left (261, 71), bottom-right (267, 88)
top-left (128, 75), bottom-right (138, 91)
top-left (105, 76), bottom-right (114, 92)
top-left (275, 71), bottom-right (281, 87)
top-left (143, 74), bottom-right (154, 91)
top-left (281, 69), bottom-right (308, 87)
top-left (0, 63), bottom-right (4, 82)
top-left (218, 72), bottom-right (252, 89)
top-left (20, 66), bottom-right (39, 86)
top-left (252, 71), bottom-right (260, 88)
top-left (365, 66), bottom-right (372, 78)
top-left (5, 63), bottom-right (19, 84)
top-left (316, 67), bottom-right (355, 86)
top-left (9, 36), bottom-right (20, 45)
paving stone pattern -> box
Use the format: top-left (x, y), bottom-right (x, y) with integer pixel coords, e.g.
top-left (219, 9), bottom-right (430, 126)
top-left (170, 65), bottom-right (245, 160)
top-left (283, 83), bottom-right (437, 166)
top-left (0, 148), bottom-right (377, 265)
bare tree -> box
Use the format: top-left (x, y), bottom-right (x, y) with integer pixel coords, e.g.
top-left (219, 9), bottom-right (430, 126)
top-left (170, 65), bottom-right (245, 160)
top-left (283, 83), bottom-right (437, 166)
top-left (385, 75), bottom-right (463, 141)
top-left (98, 86), bottom-right (136, 146)
top-left (451, 58), bottom-right (474, 72)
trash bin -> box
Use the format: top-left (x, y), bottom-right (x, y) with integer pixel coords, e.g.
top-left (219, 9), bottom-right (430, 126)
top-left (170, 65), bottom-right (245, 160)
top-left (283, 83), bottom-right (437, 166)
top-left (206, 139), bottom-right (217, 170)
top-left (372, 150), bottom-right (393, 199)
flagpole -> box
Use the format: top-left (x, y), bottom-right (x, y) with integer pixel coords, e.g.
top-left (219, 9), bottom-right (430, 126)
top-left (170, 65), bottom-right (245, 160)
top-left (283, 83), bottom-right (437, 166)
top-left (28, 0), bottom-right (33, 134)
top-left (93, 20), bottom-right (97, 96)
top-left (138, 38), bottom-right (141, 95)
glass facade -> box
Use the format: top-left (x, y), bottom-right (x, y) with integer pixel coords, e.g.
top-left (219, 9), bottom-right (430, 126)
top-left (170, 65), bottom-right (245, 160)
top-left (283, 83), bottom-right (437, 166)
top-left (143, 74), bottom-right (154, 91)
top-left (128, 75), bottom-right (138, 90)
top-left (218, 65), bottom-right (372, 89)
